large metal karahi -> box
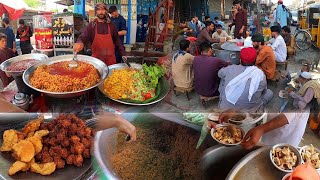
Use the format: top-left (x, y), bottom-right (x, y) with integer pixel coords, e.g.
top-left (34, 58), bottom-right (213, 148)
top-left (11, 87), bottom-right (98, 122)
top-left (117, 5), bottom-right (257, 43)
top-left (98, 63), bottom-right (170, 106)
top-left (212, 42), bottom-right (240, 64)
top-left (23, 55), bottom-right (109, 98)
top-left (0, 54), bottom-right (48, 77)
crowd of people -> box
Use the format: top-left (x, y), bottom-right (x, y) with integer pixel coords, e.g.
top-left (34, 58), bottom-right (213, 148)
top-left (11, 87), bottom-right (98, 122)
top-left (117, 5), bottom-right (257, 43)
top-left (171, 1), bottom-right (320, 149)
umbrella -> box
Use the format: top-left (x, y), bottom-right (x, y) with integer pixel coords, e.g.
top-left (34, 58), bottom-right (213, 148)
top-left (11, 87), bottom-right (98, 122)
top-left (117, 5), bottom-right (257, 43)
top-left (0, 0), bottom-right (29, 20)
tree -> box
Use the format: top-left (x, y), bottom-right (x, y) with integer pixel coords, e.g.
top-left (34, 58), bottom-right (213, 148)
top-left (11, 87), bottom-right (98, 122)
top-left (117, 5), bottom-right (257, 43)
top-left (23, 0), bottom-right (39, 9)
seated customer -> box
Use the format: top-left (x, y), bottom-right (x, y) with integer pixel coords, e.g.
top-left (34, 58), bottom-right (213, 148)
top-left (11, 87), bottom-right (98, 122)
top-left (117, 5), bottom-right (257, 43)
top-left (218, 47), bottom-right (273, 113)
top-left (0, 33), bottom-right (14, 89)
top-left (268, 25), bottom-right (287, 62)
top-left (195, 21), bottom-right (219, 47)
top-left (252, 33), bottom-right (276, 80)
top-left (194, 42), bottom-right (230, 97)
top-left (172, 39), bottom-right (195, 89)
top-left (281, 26), bottom-right (295, 56)
top-left (212, 24), bottom-right (231, 42)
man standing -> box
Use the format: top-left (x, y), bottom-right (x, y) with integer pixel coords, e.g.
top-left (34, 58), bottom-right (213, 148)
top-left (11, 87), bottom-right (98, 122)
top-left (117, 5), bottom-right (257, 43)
top-left (172, 40), bottom-right (194, 89)
top-left (232, 0), bottom-right (247, 39)
top-left (252, 33), bottom-right (276, 80)
top-left (109, 5), bottom-right (127, 63)
top-left (218, 47), bottom-right (273, 113)
top-left (195, 21), bottom-right (219, 47)
top-left (194, 42), bottom-right (230, 97)
top-left (16, 19), bottom-right (32, 54)
top-left (1, 18), bottom-right (16, 53)
top-left (74, 3), bottom-right (126, 66)
top-left (276, 0), bottom-right (288, 27)
top-left (268, 25), bottom-right (287, 62)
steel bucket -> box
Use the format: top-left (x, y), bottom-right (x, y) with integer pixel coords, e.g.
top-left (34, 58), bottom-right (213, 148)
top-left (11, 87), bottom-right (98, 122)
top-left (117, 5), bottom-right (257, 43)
top-left (212, 43), bottom-right (240, 64)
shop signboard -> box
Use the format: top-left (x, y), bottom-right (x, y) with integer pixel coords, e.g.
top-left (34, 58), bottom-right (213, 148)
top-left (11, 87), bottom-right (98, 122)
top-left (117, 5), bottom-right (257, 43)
top-left (52, 16), bottom-right (74, 47)
top-left (34, 28), bottom-right (53, 49)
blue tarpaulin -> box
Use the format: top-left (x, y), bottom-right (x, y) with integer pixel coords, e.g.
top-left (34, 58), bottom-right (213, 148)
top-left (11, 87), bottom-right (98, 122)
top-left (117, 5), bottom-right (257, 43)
top-left (74, 0), bottom-right (86, 17)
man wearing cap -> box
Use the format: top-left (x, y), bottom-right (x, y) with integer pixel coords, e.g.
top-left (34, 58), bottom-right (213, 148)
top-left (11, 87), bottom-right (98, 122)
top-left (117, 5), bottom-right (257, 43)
top-left (290, 72), bottom-right (320, 110)
top-left (74, 2), bottom-right (126, 66)
top-left (194, 42), bottom-right (231, 98)
top-left (276, 0), bottom-right (288, 27)
top-left (252, 33), bottom-right (276, 80)
top-left (109, 5), bottom-right (127, 63)
top-left (232, 0), bottom-right (247, 39)
top-left (218, 47), bottom-right (273, 113)
top-left (268, 25), bottom-right (287, 62)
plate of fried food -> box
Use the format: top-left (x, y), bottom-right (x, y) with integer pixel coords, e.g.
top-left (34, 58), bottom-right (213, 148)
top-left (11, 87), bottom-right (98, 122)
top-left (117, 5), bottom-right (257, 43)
top-left (0, 114), bottom-right (95, 179)
top-left (270, 144), bottom-right (302, 173)
top-left (210, 124), bottom-right (244, 146)
top-left (300, 144), bottom-right (320, 170)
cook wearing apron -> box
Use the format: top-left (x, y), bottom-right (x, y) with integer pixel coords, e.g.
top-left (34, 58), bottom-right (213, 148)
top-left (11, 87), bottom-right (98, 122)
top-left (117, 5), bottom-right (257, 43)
top-left (74, 2), bottom-right (126, 66)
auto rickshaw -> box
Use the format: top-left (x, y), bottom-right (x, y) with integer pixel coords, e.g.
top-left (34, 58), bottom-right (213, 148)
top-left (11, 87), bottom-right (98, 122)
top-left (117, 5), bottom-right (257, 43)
top-left (295, 3), bottom-right (320, 50)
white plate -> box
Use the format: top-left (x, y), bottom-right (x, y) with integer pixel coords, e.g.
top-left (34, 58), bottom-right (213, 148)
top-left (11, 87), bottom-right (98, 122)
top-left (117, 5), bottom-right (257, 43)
top-left (299, 145), bottom-right (320, 171)
top-left (207, 113), bottom-right (219, 122)
top-left (210, 124), bottom-right (245, 147)
top-left (279, 90), bottom-right (289, 99)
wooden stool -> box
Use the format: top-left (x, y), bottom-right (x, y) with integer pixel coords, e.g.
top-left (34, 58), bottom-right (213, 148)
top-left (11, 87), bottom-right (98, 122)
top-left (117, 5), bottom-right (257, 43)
top-left (200, 95), bottom-right (219, 107)
top-left (173, 86), bottom-right (193, 101)
top-left (276, 61), bottom-right (288, 70)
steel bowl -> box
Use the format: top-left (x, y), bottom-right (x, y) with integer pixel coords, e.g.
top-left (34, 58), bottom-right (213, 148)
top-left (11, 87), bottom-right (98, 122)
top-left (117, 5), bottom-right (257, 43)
top-left (299, 145), bottom-right (320, 171)
top-left (23, 55), bottom-right (108, 98)
top-left (98, 63), bottom-right (169, 106)
top-left (212, 43), bottom-right (240, 64)
top-left (210, 123), bottom-right (245, 147)
top-left (270, 143), bottom-right (302, 173)
top-left (0, 53), bottom-right (48, 77)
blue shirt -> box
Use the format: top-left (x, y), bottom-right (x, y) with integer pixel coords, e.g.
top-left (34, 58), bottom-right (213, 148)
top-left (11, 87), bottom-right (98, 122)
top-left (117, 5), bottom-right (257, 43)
top-left (111, 15), bottom-right (127, 44)
top-left (5, 26), bottom-right (15, 49)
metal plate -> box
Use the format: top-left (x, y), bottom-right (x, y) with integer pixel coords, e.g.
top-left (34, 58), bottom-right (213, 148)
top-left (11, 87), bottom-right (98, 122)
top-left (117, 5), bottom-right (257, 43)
top-left (0, 118), bottom-right (95, 180)
top-left (226, 146), bottom-right (287, 180)
top-left (0, 54), bottom-right (48, 77)
top-left (97, 63), bottom-right (169, 106)
top-left (22, 55), bottom-right (109, 98)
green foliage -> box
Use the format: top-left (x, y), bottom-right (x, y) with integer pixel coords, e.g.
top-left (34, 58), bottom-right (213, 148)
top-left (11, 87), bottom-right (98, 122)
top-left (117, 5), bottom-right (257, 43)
top-left (142, 63), bottom-right (165, 89)
top-left (23, 0), bottom-right (39, 8)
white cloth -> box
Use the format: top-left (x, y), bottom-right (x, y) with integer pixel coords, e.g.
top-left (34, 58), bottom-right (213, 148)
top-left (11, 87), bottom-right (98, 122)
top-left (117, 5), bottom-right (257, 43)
top-left (268, 35), bottom-right (287, 62)
top-left (225, 66), bottom-right (265, 105)
top-left (262, 108), bottom-right (310, 147)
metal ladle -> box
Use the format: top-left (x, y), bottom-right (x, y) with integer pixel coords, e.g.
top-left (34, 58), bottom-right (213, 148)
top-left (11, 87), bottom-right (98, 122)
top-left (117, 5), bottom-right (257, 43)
top-left (69, 52), bottom-right (78, 68)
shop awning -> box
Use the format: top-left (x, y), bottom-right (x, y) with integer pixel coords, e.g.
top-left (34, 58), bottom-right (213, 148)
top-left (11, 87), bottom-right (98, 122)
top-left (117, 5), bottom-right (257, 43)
top-left (54, 0), bottom-right (74, 6)
top-left (0, 0), bottom-right (29, 20)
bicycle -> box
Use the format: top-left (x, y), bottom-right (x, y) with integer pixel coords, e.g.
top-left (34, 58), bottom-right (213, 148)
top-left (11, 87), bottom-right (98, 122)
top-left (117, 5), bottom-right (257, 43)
top-left (294, 25), bottom-right (312, 50)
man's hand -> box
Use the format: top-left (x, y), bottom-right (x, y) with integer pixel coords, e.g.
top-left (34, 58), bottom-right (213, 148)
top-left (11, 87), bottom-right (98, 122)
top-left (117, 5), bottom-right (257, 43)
top-left (116, 116), bottom-right (137, 142)
top-left (122, 56), bottom-right (128, 63)
top-left (207, 121), bottom-right (217, 132)
top-left (12, 47), bottom-right (16, 53)
top-left (241, 126), bottom-right (264, 150)
top-left (183, 28), bottom-right (189, 32)
top-left (73, 43), bottom-right (84, 53)
top-left (218, 109), bottom-right (238, 124)
top-left (239, 28), bottom-right (244, 34)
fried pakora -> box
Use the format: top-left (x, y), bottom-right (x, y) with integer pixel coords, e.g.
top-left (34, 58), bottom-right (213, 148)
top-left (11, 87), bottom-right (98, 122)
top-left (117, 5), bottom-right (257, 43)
top-left (26, 136), bottom-right (43, 154)
top-left (30, 162), bottom-right (56, 175)
top-left (22, 116), bottom-right (44, 136)
top-left (1, 130), bottom-right (18, 152)
top-left (8, 161), bottom-right (28, 175)
top-left (12, 140), bottom-right (35, 163)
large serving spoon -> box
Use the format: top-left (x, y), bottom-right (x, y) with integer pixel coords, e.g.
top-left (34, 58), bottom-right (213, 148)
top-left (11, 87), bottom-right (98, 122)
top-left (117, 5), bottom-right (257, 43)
top-left (69, 52), bottom-right (78, 68)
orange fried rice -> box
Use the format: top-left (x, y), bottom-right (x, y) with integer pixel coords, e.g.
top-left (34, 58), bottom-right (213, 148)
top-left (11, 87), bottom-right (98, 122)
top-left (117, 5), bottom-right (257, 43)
top-left (30, 61), bottom-right (100, 92)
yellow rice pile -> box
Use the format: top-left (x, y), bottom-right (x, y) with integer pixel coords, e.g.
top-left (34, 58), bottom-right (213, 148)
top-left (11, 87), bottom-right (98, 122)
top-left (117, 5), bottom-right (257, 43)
top-left (30, 61), bottom-right (100, 92)
top-left (103, 68), bottom-right (137, 99)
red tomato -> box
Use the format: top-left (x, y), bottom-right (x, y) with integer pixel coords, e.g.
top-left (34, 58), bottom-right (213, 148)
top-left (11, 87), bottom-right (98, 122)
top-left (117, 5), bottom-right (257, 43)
top-left (144, 92), bottom-right (152, 100)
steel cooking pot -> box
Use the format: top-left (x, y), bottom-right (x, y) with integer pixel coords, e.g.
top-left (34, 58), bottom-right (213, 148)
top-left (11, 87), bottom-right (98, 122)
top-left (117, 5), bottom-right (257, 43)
top-left (212, 43), bottom-right (240, 64)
